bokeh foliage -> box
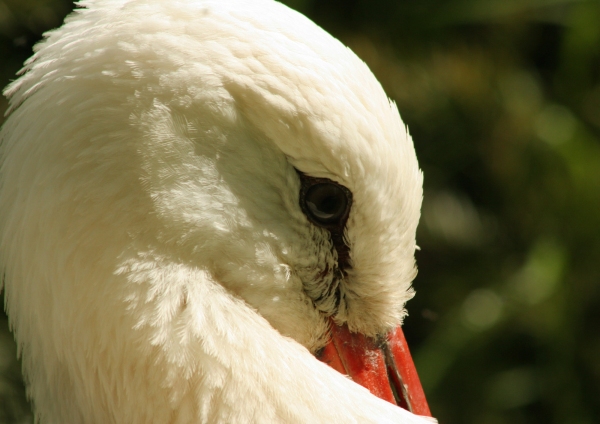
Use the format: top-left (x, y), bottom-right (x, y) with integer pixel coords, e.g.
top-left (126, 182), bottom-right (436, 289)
top-left (1, 0), bottom-right (599, 423)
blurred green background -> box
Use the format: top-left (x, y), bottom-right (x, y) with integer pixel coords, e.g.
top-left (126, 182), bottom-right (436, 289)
top-left (1, 0), bottom-right (599, 423)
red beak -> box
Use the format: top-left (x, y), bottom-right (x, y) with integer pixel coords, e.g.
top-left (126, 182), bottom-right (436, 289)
top-left (317, 320), bottom-right (432, 417)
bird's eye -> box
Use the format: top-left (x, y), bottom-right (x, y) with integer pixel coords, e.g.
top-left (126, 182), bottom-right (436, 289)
top-left (297, 171), bottom-right (353, 271)
top-left (298, 174), bottom-right (352, 227)
top-left (305, 183), bottom-right (348, 224)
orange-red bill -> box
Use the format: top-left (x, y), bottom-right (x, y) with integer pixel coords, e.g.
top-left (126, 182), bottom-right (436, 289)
top-left (316, 320), bottom-right (432, 417)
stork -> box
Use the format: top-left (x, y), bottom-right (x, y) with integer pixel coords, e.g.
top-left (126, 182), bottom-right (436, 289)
top-left (0, 0), bottom-right (435, 422)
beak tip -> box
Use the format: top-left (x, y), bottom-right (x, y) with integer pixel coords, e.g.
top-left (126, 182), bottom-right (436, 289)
top-left (316, 320), bottom-right (432, 417)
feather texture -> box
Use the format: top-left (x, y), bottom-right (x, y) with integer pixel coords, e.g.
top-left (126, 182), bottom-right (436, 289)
top-left (0, 0), bottom-right (428, 422)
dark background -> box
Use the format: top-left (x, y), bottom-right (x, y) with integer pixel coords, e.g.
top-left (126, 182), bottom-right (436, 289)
top-left (1, 0), bottom-right (599, 423)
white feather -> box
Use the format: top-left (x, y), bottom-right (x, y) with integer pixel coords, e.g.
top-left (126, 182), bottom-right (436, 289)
top-left (0, 0), bottom-right (428, 422)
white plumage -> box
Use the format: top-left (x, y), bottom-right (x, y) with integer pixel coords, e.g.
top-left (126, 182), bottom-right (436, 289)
top-left (0, 0), bottom-right (432, 422)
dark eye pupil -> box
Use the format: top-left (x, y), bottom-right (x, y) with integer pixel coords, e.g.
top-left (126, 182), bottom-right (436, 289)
top-left (304, 183), bottom-right (348, 225)
top-left (314, 195), bottom-right (338, 214)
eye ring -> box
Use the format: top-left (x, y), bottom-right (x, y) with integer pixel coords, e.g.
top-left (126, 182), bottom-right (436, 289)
top-left (298, 174), bottom-right (352, 227)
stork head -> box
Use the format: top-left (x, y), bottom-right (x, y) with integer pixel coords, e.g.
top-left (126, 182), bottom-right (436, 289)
top-left (1, 0), bottom-right (427, 420)
top-left (88, 0), bottom-right (422, 346)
